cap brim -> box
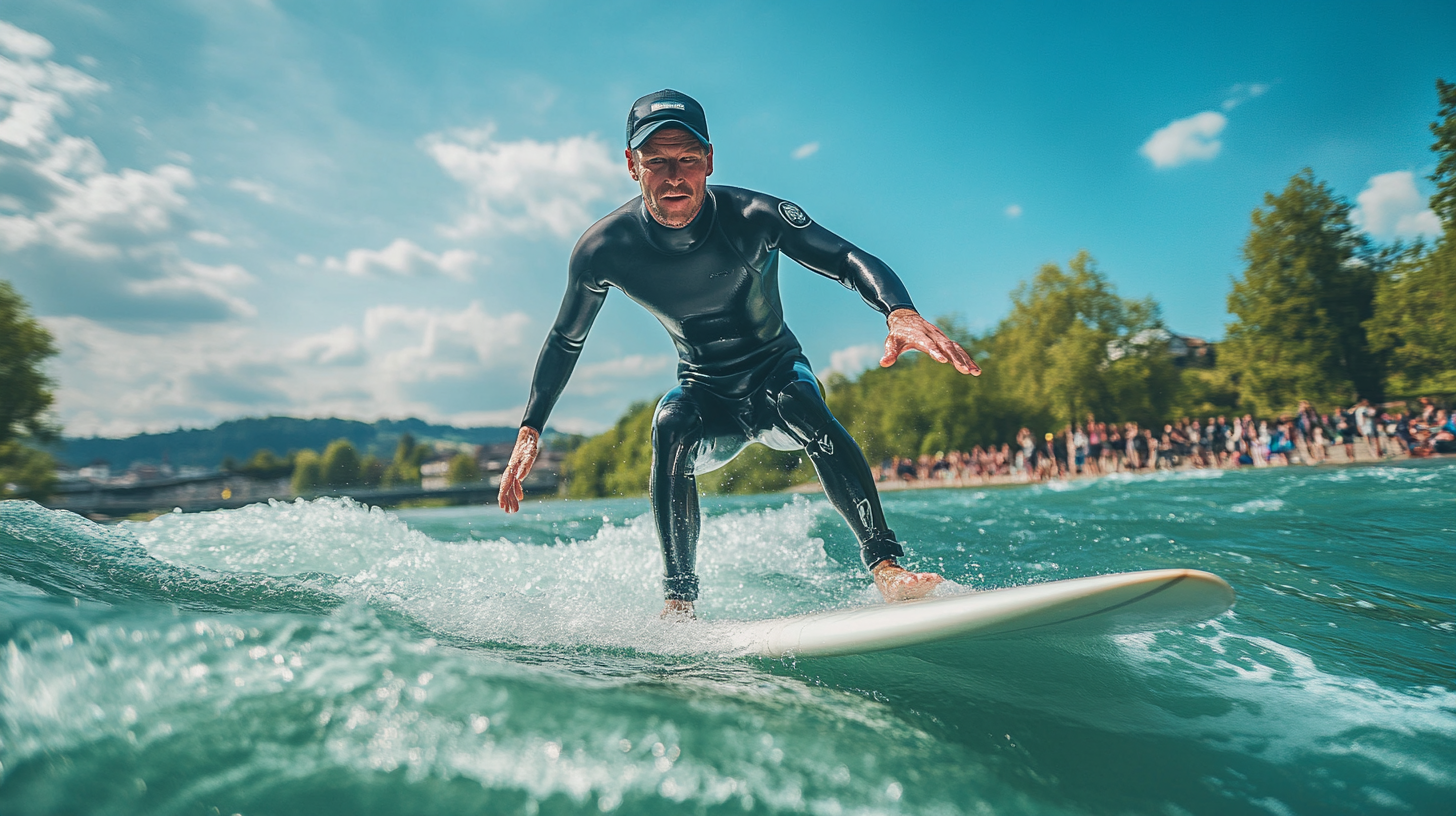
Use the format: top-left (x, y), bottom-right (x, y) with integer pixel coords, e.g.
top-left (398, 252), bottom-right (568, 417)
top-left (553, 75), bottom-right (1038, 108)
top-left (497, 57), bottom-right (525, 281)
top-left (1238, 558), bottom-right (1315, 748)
top-left (628, 120), bottom-right (709, 150)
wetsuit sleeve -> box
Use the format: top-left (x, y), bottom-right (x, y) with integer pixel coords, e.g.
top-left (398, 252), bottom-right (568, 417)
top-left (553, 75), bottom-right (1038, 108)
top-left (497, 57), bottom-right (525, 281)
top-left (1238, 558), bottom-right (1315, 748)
top-left (767, 198), bottom-right (917, 316)
top-left (519, 249), bottom-right (608, 433)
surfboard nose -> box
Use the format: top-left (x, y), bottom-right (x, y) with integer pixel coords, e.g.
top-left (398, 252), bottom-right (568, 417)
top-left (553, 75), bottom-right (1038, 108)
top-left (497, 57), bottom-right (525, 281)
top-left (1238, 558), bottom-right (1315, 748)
top-left (736, 569), bottom-right (1235, 659)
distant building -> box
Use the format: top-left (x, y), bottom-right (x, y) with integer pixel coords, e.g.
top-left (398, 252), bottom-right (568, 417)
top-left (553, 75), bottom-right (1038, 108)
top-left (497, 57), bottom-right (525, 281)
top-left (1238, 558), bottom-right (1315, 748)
top-left (420, 458), bottom-right (452, 491)
top-left (1105, 330), bottom-right (1214, 368)
top-left (1176, 335), bottom-right (1215, 367)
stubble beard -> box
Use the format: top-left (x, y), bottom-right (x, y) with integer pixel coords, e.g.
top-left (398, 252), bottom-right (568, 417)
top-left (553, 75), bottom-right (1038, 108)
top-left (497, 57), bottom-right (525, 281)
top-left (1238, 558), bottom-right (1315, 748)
top-left (643, 185), bottom-right (702, 229)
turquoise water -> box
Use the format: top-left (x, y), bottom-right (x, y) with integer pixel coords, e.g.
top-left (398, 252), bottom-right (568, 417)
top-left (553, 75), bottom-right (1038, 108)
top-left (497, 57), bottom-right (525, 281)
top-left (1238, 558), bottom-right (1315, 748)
top-left (1, 460), bottom-right (1453, 815)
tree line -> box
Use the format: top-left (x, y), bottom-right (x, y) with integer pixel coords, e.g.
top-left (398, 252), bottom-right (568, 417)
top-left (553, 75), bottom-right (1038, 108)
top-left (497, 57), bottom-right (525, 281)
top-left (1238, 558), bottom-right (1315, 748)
top-left (562, 78), bottom-right (1456, 498)
top-left (224, 433), bottom-right (483, 495)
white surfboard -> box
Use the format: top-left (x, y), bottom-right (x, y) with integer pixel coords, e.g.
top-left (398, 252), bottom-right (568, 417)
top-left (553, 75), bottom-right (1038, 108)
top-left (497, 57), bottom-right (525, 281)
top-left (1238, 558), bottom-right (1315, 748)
top-left (729, 569), bottom-right (1234, 658)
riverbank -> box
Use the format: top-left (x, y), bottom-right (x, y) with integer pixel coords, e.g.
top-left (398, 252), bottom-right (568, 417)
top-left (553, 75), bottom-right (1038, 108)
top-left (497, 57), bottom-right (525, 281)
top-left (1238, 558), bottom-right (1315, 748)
top-left (786, 443), bottom-right (1444, 494)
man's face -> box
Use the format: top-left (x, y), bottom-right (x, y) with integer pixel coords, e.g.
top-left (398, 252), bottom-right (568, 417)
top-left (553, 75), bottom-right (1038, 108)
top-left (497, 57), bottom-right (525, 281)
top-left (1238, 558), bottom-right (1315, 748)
top-left (627, 127), bottom-right (713, 228)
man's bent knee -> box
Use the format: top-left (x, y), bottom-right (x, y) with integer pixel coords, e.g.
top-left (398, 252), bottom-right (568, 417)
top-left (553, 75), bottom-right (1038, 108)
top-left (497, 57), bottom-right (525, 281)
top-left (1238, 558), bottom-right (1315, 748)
top-left (773, 380), bottom-right (837, 442)
top-left (654, 400), bottom-right (703, 451)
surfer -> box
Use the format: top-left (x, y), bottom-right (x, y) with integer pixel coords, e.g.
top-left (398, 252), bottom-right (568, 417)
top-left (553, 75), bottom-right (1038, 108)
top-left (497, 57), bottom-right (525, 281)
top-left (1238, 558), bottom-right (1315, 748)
top-left (498, 90), bottom-right (981, 618)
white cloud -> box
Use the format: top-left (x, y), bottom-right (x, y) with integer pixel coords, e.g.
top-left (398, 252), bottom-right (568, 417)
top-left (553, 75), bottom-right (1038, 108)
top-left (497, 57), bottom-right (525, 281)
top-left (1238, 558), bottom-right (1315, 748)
top-left (574, 353), bottom-right (674, 380)
top-left (1221, 82), bottom-right (1269, 112)
top-left (0, 46), bottom-right (106, 151)
top-left (1351, 171), bottom-right (1442, 240)
top-left (42, 317), bottom-right (267, 437)
top-left (45, 298), bottom-right (535, 437)
top-left (792, 141), bottom-right (820, 160)
top-left (422, 125), bottom-right (633, 240)
top-left (569, 353), bottom-right (675, 395)
top-left (1005, 203), bottom-right (1022, 218)
top-left (290, 325), bottom-right (364, 366)
top-left (227, 178), bottom-right (277, 204)
top-left (320, 237), bottom-right (480, 281)
top-left (190, 230), bottom-right (231, 246)
top-left (0, 20), bottom-right (250, 323)
top-left (125, 257), bottom-right (256, 318)
top-left (827, 343), bottom-right (882, 377)
top-left (37, 164), bottom-right (195, 258)
top-left (1140, 111), bottom-right (1226, 169)
top-left (0, 20), bottom-right (55, 60)
top-left (363, 301), bottom-right (531, 380)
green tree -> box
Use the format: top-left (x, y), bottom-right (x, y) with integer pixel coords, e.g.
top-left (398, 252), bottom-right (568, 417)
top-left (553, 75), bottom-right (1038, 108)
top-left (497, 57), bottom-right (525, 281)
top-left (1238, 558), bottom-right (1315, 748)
top-left (0, 280), bottom-right (60, 499)
top-left (447, 452), bottom-right (481, 485)
top-left (360, 454), bottom-right (385, 487)
top-left (232, 448), bottom-right (294, 480)
top-left (988, 252), bottom-right (1180, 428)
top-left (1368, 242), bottom-right (1456, 396)
top-left (698, 447), bottom-right (812, 494)
top-left (0, 442), bottom-right (57, 500)
top-left (319, 439), bottom-right (362, 488)
top-left (381, 433), bottom-right (431, 487)
top-left (1221, 170), bottom-right (1381, 415)
top-left (1430, 78), bottom-right (1456, 227)
top-left (827, 324), bottom-right (1006, 463)
top-left (1171, 368), bottom-right (1241, 418)
top-left (291, 449), bottom-right (322, 495)
top-left (561, 401), bottom-right (662, 498)
top-left (1367, 79), bottom-right (1456, 396)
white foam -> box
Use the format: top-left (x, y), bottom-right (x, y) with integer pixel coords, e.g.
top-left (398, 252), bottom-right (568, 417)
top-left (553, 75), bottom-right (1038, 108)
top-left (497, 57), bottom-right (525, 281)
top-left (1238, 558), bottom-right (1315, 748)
top-left (1111, 620), bottom-right (1456, 783)
top-left (127, 496), bottom-right (859, 656)
top-left (1229, 498), bottom-right (1286, 514)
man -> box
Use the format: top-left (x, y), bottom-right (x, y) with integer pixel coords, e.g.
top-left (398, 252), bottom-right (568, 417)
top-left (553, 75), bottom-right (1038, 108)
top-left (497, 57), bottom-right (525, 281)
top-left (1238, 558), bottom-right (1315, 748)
top-left (497, 90), bottom-right (980, 618)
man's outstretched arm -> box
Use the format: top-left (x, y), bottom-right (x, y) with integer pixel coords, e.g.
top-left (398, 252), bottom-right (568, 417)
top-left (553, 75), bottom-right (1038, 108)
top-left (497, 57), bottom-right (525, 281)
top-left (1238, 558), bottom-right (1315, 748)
top-left (768, 199), bottom-right (979, 377)
top-left (499, 260), bottom-right (608, 513)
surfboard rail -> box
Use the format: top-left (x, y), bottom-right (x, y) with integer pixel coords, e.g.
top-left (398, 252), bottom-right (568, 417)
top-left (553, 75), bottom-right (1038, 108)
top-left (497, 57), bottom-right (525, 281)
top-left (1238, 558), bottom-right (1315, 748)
top-left (730, 568), bottom-right (1234, 658)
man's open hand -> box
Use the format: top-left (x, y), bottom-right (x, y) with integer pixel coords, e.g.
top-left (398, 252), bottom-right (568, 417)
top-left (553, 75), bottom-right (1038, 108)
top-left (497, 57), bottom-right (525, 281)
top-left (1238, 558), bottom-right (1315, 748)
top-left (498, 426), bottom-right (541, 513)
top-left (881, 308), bottom-right (981, 375)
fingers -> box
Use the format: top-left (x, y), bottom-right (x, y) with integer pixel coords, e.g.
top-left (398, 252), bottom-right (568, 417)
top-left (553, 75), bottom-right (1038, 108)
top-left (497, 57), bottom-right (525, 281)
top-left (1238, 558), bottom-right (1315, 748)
top-left (498, 427), bottom-right (542, 513)
top-left (910, 330), bottom-right (950, 365)
top-left (943, 338), bottom-right (981, 376)
top-left (499, 462), bottom-right (530, 513)
top-left (497, 471), bottom-right (517, 513)
top-left (880, 335), bottom-right (901, 368)
top-left (918, 325), bottom-right (982, 376)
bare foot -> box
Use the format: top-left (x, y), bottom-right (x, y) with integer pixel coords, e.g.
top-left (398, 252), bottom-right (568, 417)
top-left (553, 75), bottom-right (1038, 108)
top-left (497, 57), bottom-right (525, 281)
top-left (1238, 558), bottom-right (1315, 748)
top-left (872, 560), bottom-right (943, 602)
top-left (660, 599), bottom-right (696, 621)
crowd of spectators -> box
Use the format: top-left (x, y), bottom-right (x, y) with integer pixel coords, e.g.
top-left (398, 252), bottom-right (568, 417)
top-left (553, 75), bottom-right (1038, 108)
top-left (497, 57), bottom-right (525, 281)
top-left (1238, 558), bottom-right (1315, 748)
top-left (873, 397), bottom-right (1456, 486)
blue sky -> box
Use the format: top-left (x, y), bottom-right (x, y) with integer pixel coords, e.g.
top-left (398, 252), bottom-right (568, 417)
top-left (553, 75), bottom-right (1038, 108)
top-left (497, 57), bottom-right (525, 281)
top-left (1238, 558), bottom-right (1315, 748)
top-left (2, 1), bottom-right (1452, 437)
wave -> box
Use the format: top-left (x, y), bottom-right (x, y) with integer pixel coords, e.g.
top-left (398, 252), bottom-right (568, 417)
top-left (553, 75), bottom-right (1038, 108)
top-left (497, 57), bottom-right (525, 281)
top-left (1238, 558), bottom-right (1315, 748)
top-left (0, 501), bottom-right (341, 617)
top-left (4, 496), bottom-right (867, 656)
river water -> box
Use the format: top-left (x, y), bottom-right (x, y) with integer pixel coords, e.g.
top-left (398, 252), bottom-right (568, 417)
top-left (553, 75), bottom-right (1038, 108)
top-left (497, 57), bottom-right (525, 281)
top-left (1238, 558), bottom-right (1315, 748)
top-left (2, 460), bottom-right (1452, 815)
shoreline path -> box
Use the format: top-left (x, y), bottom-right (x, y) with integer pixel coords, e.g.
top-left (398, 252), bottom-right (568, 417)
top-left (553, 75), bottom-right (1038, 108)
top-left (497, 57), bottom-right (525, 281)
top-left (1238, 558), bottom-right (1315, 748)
top-left (787, 445), bottom-right (1446, 495)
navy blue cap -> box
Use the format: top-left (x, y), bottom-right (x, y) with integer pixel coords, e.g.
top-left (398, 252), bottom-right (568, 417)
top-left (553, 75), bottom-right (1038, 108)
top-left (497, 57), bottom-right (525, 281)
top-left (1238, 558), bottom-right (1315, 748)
top-left (626, 89), bottom-right (710, 150)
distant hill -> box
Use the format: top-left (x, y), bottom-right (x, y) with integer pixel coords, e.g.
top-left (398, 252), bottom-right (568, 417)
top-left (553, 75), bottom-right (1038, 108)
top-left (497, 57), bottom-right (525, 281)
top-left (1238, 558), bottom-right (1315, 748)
top-left (54, 416), bottom-right (527, 471)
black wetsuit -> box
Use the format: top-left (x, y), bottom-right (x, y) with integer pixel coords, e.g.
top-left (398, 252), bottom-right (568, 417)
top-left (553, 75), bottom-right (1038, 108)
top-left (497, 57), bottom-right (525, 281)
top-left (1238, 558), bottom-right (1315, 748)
top-left (521, 186), bottom-right (912, 601)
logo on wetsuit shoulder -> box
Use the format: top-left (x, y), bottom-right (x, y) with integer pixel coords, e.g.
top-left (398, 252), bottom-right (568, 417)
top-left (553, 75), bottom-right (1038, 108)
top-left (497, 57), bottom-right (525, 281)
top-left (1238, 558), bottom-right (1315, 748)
top-left (778, 201), bottom-right (812, 229)
top-left (650, 101), bottom-right (686, 112)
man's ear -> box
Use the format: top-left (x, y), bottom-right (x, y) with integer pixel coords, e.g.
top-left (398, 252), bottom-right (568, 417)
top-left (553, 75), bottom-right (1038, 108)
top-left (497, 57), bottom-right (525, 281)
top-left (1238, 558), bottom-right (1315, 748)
top-left (625, 148), bottom-right (639, 182)
top-left (705, 145), bottom-right (714, 177)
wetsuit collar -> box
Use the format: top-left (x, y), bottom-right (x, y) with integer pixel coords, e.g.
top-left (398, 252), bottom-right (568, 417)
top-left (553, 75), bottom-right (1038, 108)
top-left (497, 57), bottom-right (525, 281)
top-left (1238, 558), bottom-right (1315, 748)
top-left (638, 189), bottom-right (716, 255)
